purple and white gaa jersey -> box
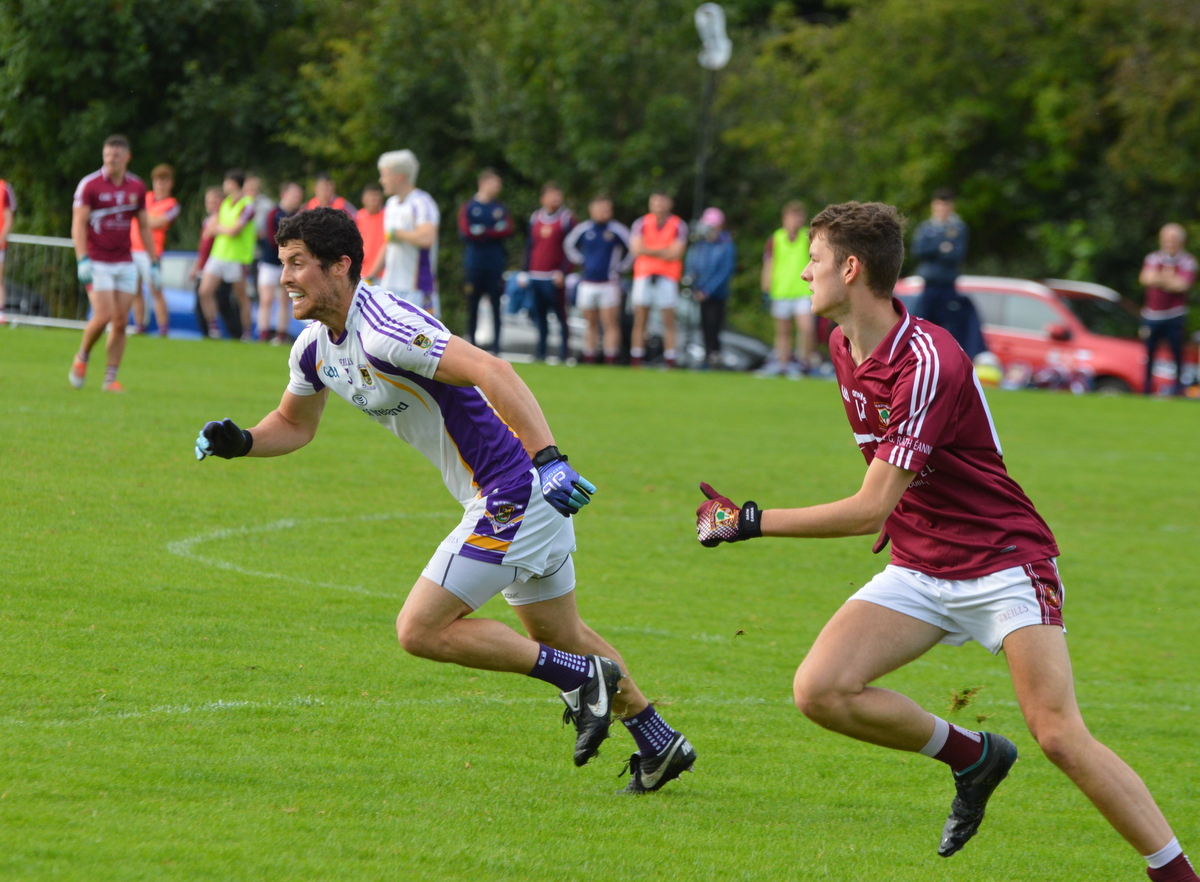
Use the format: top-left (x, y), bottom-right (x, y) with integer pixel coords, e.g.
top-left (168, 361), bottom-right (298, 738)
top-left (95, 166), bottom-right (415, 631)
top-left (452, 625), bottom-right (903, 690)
top-left (287, 282), bottom-right (531, 506)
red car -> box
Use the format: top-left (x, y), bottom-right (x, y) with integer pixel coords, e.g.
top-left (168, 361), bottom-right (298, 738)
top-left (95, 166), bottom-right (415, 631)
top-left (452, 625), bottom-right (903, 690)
top-left (893, 275), bottom-right (1197, 394)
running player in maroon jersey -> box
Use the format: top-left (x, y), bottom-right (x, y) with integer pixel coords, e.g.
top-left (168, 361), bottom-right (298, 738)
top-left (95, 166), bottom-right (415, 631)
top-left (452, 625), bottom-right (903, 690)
top-left (695, 202), bottom-right (1197, 880)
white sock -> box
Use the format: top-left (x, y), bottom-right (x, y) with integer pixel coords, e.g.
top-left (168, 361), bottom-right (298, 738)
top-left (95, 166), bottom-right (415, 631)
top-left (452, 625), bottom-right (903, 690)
top-left (1146, 837), bottom-right (1183, 869)
top-left (664, 349), bottom-right (676, 360)
top-left (918, 715), bottom-right (949, 757)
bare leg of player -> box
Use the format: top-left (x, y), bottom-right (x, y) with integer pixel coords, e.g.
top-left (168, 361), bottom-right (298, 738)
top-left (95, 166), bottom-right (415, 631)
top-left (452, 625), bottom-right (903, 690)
top-left (631, 304), bottom-right (650, 362)
top-left (150, 283), bottom-right (169, 335)
top-left (78, 288), bottom-right (117, 358)
top-left (513, 590), bottom-right (650, 719)
top-left (799, 312), bottom-right (817, 368)
top-left (1004, 625), bottom-right (1177, 856)
top-left (773, 316), bottom-right (794, 367)
top-left (275, 284), bottom-right (291, 340)
top-left (196, 273), bottom-right (220, 332)
top-left (792, 599), bottom-right (946, 749)
top-left (661, 307), bottom-right (676, 364)
top-left (600, 304), bottom-right (621, 362)
top-left (583, 307), bottom-right (600, 360)
top-left (232, 278), bottom-right (251, 338)
top-left (257, 284), bottom-right (274, 341)
top-left (104, 291), bottom-right (135, 368)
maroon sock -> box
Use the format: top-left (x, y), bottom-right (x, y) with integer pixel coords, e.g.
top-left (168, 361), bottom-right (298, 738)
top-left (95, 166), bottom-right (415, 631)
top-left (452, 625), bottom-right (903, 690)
top-left (934, 724), bottom-right (985, 774)
top-left (1149, 854), bottom-right (1199, 882)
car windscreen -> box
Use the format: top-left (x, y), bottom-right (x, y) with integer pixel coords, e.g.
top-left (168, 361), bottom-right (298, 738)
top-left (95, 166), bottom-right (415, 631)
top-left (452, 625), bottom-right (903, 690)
top-left (1061, 296), bottom-right (1141, 339)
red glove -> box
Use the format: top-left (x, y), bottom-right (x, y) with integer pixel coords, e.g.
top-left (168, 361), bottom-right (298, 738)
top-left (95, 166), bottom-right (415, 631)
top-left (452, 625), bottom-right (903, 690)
top-left (695, 482), bottom-right (762, 547)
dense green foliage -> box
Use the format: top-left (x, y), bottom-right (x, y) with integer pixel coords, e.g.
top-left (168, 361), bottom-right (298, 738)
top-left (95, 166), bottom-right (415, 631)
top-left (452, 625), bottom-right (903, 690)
top-left (2, 326), bottom-right (1198, 879)
top-left (1, 0), bottom-right (1197, 327)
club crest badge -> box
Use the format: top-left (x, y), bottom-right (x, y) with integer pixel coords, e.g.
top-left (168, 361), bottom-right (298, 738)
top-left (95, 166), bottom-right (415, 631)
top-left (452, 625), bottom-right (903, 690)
top-left (713, 504), bottom-right (735, 526)
top-left (875, 403), bottom-right (891, 428)
top-left (412, 334), bottom-right (433, 350)
top-left (485, 502), bottom-right (521, 534)
top-left (358, 366), bottom-right (374, 387)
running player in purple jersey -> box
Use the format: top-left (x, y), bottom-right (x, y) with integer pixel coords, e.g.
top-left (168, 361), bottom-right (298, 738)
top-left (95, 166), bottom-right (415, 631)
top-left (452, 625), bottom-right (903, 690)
top-left (194, 208), bottom-right (695, 793)
top-left (695, 202), bottom-right (1197, 879)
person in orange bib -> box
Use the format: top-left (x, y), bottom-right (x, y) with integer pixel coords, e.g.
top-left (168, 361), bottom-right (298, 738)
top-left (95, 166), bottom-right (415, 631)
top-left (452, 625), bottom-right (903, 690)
top-left (130, 164), bottom-right (180, 336)
top-left (305, 172), bottom-right (356, 216)
top-left (629, 191), bottom-right (688, 368)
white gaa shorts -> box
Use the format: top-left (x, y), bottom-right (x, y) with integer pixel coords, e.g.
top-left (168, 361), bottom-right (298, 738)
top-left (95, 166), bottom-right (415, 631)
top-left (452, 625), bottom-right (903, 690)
top-left (131, 250), bottom-right (152, 286)
top-left (203, 257), bottom-right (248, 284)
top-left (631, 275), bottom-right (679, 309)
top-left (576, 280), bottom-right (621, 311)
top-left (770, 296), bottom-right (813, 319)
top-left (421, 467), bottom-right (577, 610)
top-left (849, 560), bottom-right (1065, 655)
top-left (257, 262), bottom-right (282, 293)
top-left (91, 260), bottom-right (139, 295)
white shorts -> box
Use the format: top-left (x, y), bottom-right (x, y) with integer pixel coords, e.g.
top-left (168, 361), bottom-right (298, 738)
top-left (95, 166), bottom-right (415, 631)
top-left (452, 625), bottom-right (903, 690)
top-left (422, 468), bottom-right (577, 610)
top-left (631, 275), bottom-right (679, 309)
top-left (850, 560), bottom-right (1066, 655)
top-left (132, 250), bottom-right (152, 285)
top-left (770, 297), bottom-right (812, 319)
top-left (203, 257), bottom-right (248, 284)
top-left (576, 280), bottom-right (621, 311)
top-left (257, 263), bottom-right (282, 293)
top-left (91, 260), bottom-right (139, 295)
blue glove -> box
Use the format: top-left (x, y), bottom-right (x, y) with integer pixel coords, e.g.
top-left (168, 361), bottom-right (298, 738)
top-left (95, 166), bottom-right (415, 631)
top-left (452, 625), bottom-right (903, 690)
top-left (77, 256), bottom-right (93, 285)
top-left (195, 418), bottom-right (253, 461)
top-left (533, 446), bottom-right (595, 517)
top-left (150, 261), bottom-right (161, 288)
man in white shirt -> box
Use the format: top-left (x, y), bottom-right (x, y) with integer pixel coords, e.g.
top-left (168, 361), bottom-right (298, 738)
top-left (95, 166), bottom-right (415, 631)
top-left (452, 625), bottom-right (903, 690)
top-left (373, 150), bottom-right (440, 317)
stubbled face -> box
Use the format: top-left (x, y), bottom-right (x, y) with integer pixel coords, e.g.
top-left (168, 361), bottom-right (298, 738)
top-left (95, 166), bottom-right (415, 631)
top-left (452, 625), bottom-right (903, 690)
top-left (279, 241), bottom-right (343, 324)
top-left (649, 194), bottom-right (672, 217)
top-left (782, 209), bottom-right (805, 236)
top-left (802, 232), bottom-right (848, 319)
top-left (102, 145), bottom-right (130, 178)
top-left (540, 188), bottom-right (563, 212)
top-left (589, 200), bottom-right (613, 224)
top-left (362, 189), bottom-right (383, 212)
top-left (1161, 225), bottom-right (1185, 255)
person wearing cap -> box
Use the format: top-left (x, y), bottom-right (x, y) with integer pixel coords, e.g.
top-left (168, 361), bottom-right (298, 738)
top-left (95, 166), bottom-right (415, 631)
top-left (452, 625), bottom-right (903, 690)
top-left (684, 207), bottom-right (736, 369)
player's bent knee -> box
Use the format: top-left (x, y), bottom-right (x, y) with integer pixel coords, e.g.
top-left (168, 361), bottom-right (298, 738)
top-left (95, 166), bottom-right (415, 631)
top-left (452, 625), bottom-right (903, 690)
top-left (395, 612), bottom-right (440, 660)
top-left (792, 671), bottom-right (848, 725)
top-left (1032, 724), bottom-right (1091, 771)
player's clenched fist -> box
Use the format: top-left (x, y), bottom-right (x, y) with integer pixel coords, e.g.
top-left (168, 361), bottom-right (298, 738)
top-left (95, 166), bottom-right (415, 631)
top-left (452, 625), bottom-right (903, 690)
top-left (695, 482), bottom-right (762, 547)
top-left (195, 418), bottom-right (254, 461)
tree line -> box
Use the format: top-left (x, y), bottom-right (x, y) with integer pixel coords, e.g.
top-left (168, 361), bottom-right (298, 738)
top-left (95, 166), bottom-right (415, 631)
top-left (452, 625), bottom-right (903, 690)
top-left (1, 0), bottom-right (1195, 333)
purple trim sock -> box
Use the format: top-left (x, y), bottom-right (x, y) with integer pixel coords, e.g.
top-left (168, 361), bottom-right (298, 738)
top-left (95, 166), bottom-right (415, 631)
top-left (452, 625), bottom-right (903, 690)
top-left (622, 704), bottom-right (678, 756)
top-left (527, 644), bottom-right (592, 692)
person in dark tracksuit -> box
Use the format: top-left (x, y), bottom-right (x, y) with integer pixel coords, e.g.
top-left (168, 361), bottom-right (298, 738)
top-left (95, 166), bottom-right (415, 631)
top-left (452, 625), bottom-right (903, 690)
top-left (458, 168), bottom-right (514, 355)
top-left (911, 187), bottom-right (985, 359)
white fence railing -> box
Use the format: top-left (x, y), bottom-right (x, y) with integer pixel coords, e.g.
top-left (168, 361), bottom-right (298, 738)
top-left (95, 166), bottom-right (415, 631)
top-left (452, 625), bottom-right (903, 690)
top-left (3, 233), bottom-right (88, 328)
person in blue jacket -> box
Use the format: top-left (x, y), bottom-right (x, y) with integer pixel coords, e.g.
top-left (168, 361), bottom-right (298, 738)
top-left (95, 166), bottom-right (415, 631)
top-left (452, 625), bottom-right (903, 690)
top-left (458, 168), bottom-right (514, 354)
top-left (685, 207), bottom-right (736, 369)
top-left (911, 188), bottom-right (985, 359)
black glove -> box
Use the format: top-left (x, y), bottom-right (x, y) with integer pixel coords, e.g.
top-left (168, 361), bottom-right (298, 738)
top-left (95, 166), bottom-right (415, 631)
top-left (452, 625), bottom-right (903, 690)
top-left (195, 419), bottom-right (253, 460)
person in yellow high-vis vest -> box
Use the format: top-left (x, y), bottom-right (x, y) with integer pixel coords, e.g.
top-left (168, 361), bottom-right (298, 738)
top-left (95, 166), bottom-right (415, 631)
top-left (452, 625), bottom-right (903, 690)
top-left (629, 191), bottom-right (689, 368)
top-left (197, 169), bottom-right (256, 338)
top-left (760, 201), bottom-right (817, 377)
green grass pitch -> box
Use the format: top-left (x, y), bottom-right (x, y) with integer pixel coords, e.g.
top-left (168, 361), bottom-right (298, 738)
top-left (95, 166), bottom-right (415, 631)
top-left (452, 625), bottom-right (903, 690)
top-left (1, 325), bottom-right (1196, 881)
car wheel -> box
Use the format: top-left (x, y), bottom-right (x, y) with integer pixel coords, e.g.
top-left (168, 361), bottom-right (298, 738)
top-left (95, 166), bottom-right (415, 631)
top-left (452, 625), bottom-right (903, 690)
top-left (1094, 377), bottom-right (1131, 395)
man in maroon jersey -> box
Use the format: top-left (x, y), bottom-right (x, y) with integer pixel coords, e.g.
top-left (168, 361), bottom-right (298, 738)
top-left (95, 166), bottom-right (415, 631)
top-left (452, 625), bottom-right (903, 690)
top-left (68, 134), bottom-right (157, 392)
top-left (1138, 223), bottom-right (1196, 395)
top-left (694, 202), bottom-right (1197, 880)
top-left (519, 181), bottom-right (574, 362)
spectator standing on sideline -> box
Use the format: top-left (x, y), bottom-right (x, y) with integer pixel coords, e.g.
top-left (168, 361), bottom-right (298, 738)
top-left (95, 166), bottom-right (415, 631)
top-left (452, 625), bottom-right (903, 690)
top-left (563, 196), bottom-right (632, 365)
top-left (629, 192), bottom-right (688, 368)
top-left (190, 186), bottom-right (241, 337)
top-left (257, 182), bottom-right (304, 344)
top-left (305, 171), bottom-right (355, 215)
top-left (0, 176), bottom-right (15, 325)
top-left (761, 201), bottom-right (815, 377)
top-left (357, 184), bottom-right (386, 286)
top-left (685, 207), bottom-right (736, 369)
top-left (521, 182), bottom-right (574, 362)
top-left (197, 169), bottom-right (255, 339)
top-left (459, 168), bottom-right (514, 354)
top-left (68, 134), bottom-right (156, 392)
top-left (245, 173), bottom-right (275, 301)
top-left (130, 164), bottom-right (180, 336)
top-left (375, 150), bottom-right (440, 316)
top-left (911, 188), bottom-right (985, 359)
top-left (1138, 223), bottom-right (1196, 396)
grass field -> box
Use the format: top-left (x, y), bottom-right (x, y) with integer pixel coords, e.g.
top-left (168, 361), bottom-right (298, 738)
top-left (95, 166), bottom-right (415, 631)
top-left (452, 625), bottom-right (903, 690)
top-left (1, 325), bottom-right (1197, 881)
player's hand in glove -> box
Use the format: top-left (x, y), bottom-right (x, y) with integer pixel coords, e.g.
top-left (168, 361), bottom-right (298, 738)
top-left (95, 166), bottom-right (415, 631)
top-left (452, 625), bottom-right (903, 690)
top-left (195, 418), bottom-right (254, 461)
top-left (533, 445), bottom-right (596, 517)
top-left (696, 482), bottom-right (762, 547)
top-left (77, 257), bottom-right (93, 285)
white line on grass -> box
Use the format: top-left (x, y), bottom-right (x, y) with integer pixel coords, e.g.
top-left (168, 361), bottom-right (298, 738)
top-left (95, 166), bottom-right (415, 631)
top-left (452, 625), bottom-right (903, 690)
top-left (166, 513), bottom-right (445, 599)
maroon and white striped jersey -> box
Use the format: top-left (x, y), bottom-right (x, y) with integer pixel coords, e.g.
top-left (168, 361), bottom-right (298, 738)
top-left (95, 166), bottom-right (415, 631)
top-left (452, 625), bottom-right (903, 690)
top-left (830, 299), bottom-right (1059, 579)
top-left (73, 168), bottom-right (146, 262)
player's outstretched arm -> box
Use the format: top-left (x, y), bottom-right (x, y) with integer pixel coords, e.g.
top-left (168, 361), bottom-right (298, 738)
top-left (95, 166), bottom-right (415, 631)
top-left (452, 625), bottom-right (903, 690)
top-left (195, 389), bottom-right (328, 461)
top-left (696, 458), bottom-right (916, 547)
top-left (433, 338), bottom-right (595, 516)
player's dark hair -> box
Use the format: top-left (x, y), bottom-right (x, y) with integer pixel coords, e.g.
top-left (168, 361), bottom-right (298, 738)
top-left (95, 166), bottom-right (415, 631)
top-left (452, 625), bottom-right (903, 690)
top-left (932, 187), bottom-right (956, 202)
top-left (315, 171), bottom-right (334, 183)
top-left (276, 206), bottom-right (363, 283)
top-left (104, 134), bottom-right (130, 151)
top-left (479, 167), bottom-right (500, 182)
top-left (590, 193), bottom-right (612, 205)
top-left (541, 180), bottom-right (561, 194)
top-left (783, 200), bottom-right (806, 217)
top-left (361, 183), bottom-right (383, 194)
top-left (809, 202), bottom-right (906, 298)
top-left (224, 168), bottom-right (245, 188)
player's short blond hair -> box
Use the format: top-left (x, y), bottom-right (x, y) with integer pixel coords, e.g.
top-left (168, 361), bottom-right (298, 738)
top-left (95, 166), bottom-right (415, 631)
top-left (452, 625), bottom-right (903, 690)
top-left (377, 150), bottom-right (419, 184)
